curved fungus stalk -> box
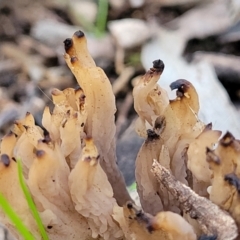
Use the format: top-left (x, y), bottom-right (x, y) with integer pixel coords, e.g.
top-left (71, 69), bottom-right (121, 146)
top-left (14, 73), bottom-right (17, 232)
top-left (135, 130), bottom-right (164, 215)
top-left (187, 124), bottom-right (221, 197)
top-left (69, 138), bottom-right (123, 240)
top-left (64, 31), bottom-right (131, 205)
top-left (133, 59), bottom-right (167, 126)
top-left (28, 140), bottom-right (92, 240)
top-left (1, 30), bottom-right (240, 239)
top-left (169, 79), bottom-right (202, 137)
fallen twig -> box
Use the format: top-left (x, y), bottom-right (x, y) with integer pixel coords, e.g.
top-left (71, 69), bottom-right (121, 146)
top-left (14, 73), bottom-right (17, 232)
top-left (151, 159), bottom-right (238, 240)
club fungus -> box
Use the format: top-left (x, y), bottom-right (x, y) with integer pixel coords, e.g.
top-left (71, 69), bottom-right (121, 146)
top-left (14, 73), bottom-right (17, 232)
top-left (0, 30), bottom-right (240, 240)
top-left (64, 31), bottom-right (131, 205)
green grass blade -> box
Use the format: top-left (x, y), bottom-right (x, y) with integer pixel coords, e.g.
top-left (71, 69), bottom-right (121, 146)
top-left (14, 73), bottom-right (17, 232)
top-left (0, 193), bottom-right (35, 240)
top-left (95, 0), bottom-right (108, 37)
top-left (128, 182), bottom-right (137, 191)
top-left (17, 160), bottom-right (49, 240)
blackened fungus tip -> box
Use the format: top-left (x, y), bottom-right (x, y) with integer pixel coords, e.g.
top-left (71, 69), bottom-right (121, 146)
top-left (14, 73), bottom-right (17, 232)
top-left (126, 202), bottom-right (133, 209)
top-left (23, 125), bottom-right (28, 130)
top-left (152, 59), bottom-right (164, 72)
top-left (71, 56), bottom-right (78, 63)
top-left (147, 224), bottom-right (154, 233)
top-left (221, 131), bottom-right (234, 147)
top-left (36, 150), bottom-right (45, 158)
top-left (206, 122), bottom-right (212, 130)
top-left (63, 38), bottom-right (73, 52)
top-left (42, 135), bottom-right (51, 144)
top-left (146, 129), bottom-right (159, 141)
top-left (170, 79), bottom-right (190, 91)
top-left (1, 154), bottom-right (10, 167)
top-left (74, 30), bottom-right (85, 38)
top-left (206, 147), bottom-right (212, 153)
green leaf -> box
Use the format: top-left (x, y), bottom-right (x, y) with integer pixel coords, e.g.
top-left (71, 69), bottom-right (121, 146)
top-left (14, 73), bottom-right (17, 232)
top-left (0, 193), bottom-right (35, 240)
top-left (17, 159), bottom-right (49, 240)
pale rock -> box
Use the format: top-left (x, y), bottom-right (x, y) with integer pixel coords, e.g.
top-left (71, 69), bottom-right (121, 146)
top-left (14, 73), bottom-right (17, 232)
top-left (109, 0), bottom-right (128, 9)
top-left (31, 19), bottom-right (79, 48)
top-left (108, 19), bottom-right (151, 49)
top-left (129, 0), bottom-right (145, 8)
top-left (168, 0), bottom-right (240, 39)
top-left (31, 19), bottom-right (114, 63)
top-left (68, 0), bottom-right (97, 26)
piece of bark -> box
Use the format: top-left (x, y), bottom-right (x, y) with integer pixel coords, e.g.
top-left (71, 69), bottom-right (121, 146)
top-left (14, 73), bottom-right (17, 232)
top-left (151, 160), bottom-right (238, 240)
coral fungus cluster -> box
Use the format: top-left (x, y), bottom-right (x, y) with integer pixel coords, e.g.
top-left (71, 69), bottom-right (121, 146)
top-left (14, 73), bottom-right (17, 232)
top-left (0, 31), bottom-right (239, 240)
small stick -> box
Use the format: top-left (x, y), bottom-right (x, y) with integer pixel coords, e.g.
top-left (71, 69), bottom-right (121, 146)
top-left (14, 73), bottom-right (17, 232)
top-left (151, 160), bottom-right (238, 240)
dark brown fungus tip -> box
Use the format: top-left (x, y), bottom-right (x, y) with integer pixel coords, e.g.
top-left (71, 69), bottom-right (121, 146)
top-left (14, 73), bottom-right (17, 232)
top-left (63, 38), bottom-right (73, 52)
top-left (126, 201), bottom-right (133, 209)
top-left (36, 150), bottom-right (45, 158)
top-left (152, 59), bottom-right (164, 72)
top-left (204, 122), bottom-right (212, 131)
top-left (74, 30), bottom-right (85, 38)
top-left (224, 173), bottom-right (240, 193)
top-left (206, 147), bottom-right (220, 165)
top-left (0, 154), bottom-right (10, 167)
top-left (26, 112), bottom-right (31, 116)
top-left (70, 56), bottom-right (78, 64)
top-left (220, 131), bottom-right (234, 147)
top-left (42, 135), bottom-right (51, 144)
top-left (23, 125), bottom-right (29, 130)
top-left (146, 129), bottom-right (159, 141)
top-left (146, 224), bottom-right (154, 233)
top-left (154, 116), bottom-right (166, 132)
top-left (80, 94), bottom-right (86, 100)
top-left (61, 119), bottom-right (67, 128)
top-left (170, 79), bottom-right (190, 92)
top-left (206, 147), bottom-right (212, 153)
top-left (66, 109), bottom-right (71, 115)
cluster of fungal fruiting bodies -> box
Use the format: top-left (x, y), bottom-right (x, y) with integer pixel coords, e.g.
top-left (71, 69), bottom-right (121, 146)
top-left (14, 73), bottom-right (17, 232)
top-left (0, 31), bottom-right (239, 240)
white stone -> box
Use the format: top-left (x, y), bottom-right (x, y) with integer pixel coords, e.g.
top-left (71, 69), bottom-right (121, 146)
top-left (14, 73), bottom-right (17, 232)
top-left (108, 19), bottom-right (151, 49)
